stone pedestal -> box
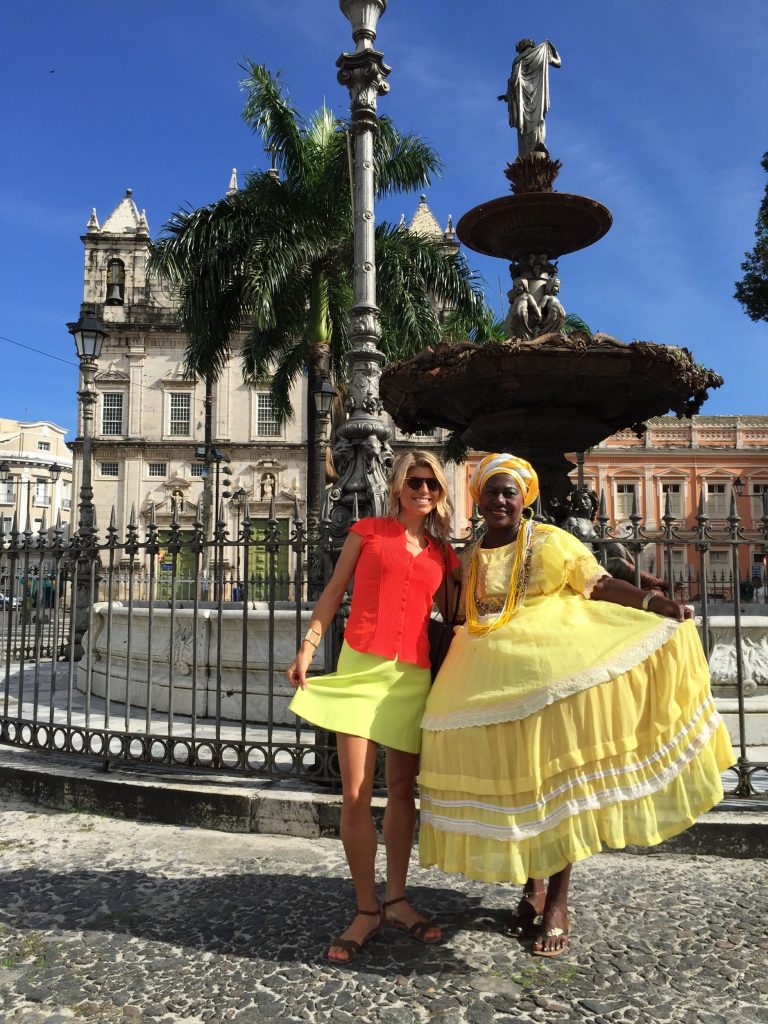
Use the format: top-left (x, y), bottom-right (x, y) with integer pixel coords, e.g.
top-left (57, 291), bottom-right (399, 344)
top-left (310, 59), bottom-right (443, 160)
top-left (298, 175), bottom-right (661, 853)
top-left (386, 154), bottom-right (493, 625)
top-left (78, 603), bottom-right (313, 725)
top-left (701, 614), bottom-right (768, 749)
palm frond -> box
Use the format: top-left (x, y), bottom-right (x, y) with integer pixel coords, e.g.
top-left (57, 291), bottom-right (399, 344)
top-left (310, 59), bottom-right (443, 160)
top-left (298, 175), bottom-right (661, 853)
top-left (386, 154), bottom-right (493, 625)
top-left (442, 304), bottom-right (505, 344)
top-left (375, 224), bottom-right (485, 353)
top-left (240, 273), bottom-right (312, 422)
top-left (239, 60), bottom-right (305, 182)
top-left (563, 312), bottom-right (593, 336)
top-left (443, 429), bottom-right (470, 464)
top-left (374, 118), bottom-right (442, 198)
top-left (326, 276), bottom-right (354, 383)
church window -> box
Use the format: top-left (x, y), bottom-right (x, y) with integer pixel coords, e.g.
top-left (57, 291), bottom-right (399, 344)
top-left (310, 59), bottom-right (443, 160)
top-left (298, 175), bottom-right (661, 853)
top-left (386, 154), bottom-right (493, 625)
top-left (148, 462), bottom-right (167, 477)
top-left (100, 462), bottom-right (119, 477)
top-left (169, 393), bottom-right (191, 436)
top-left (254, 393), bottom-right (280, 437)
top-left (102, 393), bottom-right (124, 435)
top-left (37, 441), bottom-right (51, 451)
top-left (189, 463), bottom-right (205, 477)
top-left (105, 259), bottom-right (125, 305)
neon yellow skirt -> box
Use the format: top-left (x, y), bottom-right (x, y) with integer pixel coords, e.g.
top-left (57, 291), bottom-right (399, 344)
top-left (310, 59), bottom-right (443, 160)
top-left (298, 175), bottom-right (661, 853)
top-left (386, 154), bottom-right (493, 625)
top-left (418, 619), bottom-right (734, 882)
top-left (289, 641), bottom-right (431, 754)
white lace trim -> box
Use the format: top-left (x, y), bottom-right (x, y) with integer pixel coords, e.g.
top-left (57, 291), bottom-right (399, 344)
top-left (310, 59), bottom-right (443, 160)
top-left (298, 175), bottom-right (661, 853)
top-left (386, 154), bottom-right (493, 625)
top-left (420, 710), bottom-right (722, 843)
top-left (582, 568), bottom-right (610, 599)
top-left (422, 698), bottom-right (718, 817)
top-left (422, 617), bottom-right (682, 732)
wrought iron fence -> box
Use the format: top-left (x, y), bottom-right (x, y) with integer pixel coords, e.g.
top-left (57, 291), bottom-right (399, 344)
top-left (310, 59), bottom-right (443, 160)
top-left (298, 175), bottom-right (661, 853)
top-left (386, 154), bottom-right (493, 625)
top-left (0, 494), bottom-right (766, 799)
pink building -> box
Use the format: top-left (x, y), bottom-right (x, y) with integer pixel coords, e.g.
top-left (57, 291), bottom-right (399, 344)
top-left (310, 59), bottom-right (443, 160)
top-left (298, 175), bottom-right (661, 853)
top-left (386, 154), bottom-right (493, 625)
top-left (462, 415), bottom-right (768, 592)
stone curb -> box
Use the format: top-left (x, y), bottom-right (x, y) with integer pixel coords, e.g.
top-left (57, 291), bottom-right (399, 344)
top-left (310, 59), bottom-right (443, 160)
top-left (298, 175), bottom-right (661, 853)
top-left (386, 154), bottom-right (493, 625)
top-left (0, 744), bottom-right (766, 858)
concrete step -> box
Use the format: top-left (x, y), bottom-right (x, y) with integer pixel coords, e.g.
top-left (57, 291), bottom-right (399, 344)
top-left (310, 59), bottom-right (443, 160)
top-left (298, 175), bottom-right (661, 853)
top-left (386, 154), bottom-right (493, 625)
top-left (0, 743), bottom-right (765, 859)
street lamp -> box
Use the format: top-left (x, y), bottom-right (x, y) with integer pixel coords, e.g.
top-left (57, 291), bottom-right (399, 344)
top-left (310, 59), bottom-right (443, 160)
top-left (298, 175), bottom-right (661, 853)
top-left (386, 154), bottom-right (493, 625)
top-left (230, 486), bottom-right (247, 599)
top-left (67, 310), bottom-right (108, 536)
top-left (209, 448), bottom-right (231, 600)
top-left (67, 309), bottom-right (109, 657)
top-left (310, 379), bottom-right (337, 519)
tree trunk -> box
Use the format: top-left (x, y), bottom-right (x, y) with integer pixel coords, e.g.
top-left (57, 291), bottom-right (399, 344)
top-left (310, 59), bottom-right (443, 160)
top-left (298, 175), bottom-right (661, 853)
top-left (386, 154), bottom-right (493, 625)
top-left (307, 271), bottom-right (331, 518)
top-left (201, 373), bottom-right (214, 594)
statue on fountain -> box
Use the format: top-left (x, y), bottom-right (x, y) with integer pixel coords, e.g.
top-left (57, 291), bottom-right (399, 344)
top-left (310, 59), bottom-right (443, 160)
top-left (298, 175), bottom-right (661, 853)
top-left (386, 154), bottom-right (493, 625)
top-left (505, 252), bottom-right (566, 340)
top-left (499, 38), bottom-right (561, 158)
top-left (558, 486), bottom-right (666, 591)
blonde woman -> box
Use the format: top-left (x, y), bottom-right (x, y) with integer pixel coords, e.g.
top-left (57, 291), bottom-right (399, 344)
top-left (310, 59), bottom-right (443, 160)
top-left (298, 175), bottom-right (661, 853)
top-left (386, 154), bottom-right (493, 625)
top-left (288, 450), bottom-right (459, 965)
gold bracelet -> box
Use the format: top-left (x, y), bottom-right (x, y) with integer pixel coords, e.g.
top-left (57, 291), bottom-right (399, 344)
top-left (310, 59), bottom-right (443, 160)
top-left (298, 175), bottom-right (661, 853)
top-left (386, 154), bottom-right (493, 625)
top-left (302, 637), bottom-right (318, 650)
top-left (641, 591), bottom-right (655, 611)
top-left (303, 628), bottom-right (320, 647)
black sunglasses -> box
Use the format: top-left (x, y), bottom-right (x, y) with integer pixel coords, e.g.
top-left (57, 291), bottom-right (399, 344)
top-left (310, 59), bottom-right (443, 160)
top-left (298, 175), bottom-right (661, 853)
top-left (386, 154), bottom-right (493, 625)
top-left (405, 476), bottom-right (441, 493)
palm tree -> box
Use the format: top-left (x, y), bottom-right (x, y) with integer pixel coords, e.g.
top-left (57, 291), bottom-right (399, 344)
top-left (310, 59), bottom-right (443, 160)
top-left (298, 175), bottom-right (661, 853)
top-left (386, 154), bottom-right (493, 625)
top-left (150, 62), bottom-right (485, 512)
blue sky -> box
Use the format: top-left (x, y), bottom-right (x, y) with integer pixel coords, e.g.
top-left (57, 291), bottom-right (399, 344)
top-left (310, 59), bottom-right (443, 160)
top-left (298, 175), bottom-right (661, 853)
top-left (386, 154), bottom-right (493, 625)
top-left (1, 0), bottom-right (766, 439)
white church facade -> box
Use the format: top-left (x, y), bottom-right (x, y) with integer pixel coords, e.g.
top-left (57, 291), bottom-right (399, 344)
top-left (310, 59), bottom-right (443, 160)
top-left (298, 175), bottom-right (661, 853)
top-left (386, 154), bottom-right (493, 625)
top-left (72, 185), bottom-right (464, 585)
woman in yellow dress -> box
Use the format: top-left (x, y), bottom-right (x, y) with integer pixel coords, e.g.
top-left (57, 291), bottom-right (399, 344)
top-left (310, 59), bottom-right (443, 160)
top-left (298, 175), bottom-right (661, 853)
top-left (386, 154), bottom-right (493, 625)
top-left (419, 453), bottom-right (734, 956)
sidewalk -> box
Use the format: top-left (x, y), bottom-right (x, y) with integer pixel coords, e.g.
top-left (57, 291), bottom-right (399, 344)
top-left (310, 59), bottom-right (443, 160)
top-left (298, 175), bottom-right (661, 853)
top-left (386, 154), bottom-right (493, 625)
top-left (0, 794), bottom-right (766, 1024)
top-left (0, 744), bottom-right (766, 860)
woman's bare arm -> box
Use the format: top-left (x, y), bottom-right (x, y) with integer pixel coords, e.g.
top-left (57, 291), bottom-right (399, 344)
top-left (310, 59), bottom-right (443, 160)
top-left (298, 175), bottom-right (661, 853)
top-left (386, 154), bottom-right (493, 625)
top-left (286, 532), bottom-right (363, 689)
top-left (590, 576), bottom-right (691, 621)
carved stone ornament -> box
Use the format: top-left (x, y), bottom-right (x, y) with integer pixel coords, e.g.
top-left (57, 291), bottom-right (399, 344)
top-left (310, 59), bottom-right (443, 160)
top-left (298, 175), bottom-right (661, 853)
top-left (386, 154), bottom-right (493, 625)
top-left (504, 151), bottom-right (563, 194)
top-left (348, 310), bottom-right (381, 342)
top-left (337, 50), bottom-right (391, 131)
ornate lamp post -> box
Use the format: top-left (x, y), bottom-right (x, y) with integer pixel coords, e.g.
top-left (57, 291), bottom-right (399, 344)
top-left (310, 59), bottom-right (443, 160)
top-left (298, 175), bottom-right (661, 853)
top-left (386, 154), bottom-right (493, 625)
top-left (67, 309), bottom-right (108, 657)
top-left (329, 0), bottom-right (394, 543)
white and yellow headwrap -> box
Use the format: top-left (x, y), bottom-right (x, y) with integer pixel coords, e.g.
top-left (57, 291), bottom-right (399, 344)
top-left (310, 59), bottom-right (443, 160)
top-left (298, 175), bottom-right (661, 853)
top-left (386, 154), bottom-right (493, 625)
top-left (470, 453), bottom-right (539, 507)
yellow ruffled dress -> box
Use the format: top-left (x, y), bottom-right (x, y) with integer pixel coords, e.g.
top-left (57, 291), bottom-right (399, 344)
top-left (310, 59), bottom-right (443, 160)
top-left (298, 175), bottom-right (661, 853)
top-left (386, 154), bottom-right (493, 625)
top-left (418, 524), bottom-right (735, 883)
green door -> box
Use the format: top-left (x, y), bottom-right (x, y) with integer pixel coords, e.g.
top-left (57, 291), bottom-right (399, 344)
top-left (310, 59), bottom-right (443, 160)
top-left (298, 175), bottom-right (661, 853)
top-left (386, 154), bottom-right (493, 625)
top-left (246, 518), bottom-right (289, 600)
top-left (157, 530), bottom-right (196, 601)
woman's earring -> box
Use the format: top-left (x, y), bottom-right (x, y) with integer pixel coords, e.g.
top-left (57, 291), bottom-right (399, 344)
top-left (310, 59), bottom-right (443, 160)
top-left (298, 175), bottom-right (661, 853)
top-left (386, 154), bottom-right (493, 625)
top-left (522, 506), bottom-right (534, 521)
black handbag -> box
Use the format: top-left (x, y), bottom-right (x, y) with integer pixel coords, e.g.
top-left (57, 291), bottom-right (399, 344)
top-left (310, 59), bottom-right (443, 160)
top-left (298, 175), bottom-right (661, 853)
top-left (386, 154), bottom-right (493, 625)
top-left (427, 546), bottom-right (461, 682)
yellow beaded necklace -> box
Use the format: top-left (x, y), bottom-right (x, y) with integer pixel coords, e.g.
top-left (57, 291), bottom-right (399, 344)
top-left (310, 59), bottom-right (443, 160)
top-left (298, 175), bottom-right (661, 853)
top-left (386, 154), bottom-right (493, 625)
top-left (466, 517), bottom-right (535, 636)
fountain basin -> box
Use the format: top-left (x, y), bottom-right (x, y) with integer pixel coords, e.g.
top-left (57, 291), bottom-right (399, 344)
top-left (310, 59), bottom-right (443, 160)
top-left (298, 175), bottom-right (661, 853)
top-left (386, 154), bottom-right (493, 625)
top-left (381, 335), bottom-right (723, 500)
top-left (457, 192), bottom-right (612, 260)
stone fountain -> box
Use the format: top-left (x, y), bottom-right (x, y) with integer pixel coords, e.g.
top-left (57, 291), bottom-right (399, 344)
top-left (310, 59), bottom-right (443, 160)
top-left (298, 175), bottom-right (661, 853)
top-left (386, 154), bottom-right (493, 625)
top-left (381, 38), bottom-right (723, 509)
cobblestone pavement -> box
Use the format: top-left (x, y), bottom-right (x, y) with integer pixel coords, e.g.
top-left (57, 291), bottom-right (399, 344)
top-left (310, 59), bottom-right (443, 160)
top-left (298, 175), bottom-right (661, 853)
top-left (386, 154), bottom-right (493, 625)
top-left (0, 797), bottom-right (766, 1024)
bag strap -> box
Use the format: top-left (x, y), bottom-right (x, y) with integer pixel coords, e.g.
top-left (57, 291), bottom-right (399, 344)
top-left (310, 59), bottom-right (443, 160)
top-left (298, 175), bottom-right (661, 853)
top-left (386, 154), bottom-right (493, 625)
top-left (440, 542), bottom-right (461, 625)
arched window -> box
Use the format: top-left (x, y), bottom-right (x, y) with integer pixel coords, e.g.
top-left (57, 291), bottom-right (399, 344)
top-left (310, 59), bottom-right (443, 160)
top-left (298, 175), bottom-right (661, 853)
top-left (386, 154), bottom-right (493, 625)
top-left (105, 258), bottom-right (125, 305)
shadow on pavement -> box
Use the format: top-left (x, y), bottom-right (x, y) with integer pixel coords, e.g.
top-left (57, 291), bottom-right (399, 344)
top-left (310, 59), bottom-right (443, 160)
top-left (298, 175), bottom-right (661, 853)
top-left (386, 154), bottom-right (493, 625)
top-left (0, 866), bottom-right (518, 976)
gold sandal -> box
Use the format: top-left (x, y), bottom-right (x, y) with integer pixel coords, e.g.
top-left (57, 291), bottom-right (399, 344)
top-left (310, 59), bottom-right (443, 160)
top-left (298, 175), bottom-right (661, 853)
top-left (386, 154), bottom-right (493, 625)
top-left (531, 924), bottom-right (570, 957)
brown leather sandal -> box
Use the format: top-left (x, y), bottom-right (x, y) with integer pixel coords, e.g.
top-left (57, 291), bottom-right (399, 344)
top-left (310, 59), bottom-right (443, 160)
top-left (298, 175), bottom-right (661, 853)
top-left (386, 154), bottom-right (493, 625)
top-left (382, 896), bottom-right (442, 944)
top-left (326, 907), bottom-right (381, 965)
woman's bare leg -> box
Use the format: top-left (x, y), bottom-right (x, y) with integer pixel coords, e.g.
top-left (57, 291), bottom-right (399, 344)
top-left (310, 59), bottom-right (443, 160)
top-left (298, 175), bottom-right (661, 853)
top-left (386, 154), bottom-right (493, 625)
top-left (328, 732), bottom-right (381, 962)
top-left (532, 865), bottom-right (572, 954)
top-left (381, 747), bottom-right (440, 941)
